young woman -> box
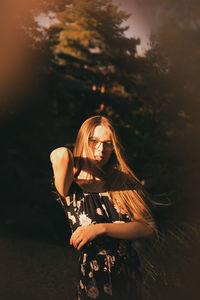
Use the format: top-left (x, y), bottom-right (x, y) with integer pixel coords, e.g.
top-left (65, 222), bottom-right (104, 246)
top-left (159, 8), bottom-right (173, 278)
top-left (50, 115), bottom-right (157, 300)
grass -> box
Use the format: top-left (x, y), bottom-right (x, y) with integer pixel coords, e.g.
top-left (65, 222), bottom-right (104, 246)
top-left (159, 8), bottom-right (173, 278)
top-left (137, 221), bottom-right (200, 300)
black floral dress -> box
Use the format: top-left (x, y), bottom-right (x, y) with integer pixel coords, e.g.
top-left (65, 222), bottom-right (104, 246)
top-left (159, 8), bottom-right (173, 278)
top-left (53, 181), bottom-right (142, 300)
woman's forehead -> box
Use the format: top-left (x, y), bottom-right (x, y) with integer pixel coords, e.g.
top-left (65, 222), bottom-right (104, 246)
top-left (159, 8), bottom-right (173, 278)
top-left (91, 125), bottom-right (112, 140)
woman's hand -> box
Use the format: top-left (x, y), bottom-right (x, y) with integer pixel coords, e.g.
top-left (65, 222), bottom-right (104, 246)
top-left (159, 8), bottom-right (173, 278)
top-left (70, 224), bottom-right (104, 250)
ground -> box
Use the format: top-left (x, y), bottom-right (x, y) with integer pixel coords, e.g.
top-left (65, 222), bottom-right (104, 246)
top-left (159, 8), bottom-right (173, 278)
top-left (0, 231), bottom-right (77, 300)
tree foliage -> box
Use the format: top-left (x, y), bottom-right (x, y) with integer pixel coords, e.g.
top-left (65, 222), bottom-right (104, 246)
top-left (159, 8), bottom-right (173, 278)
top-left (136, 0), bottom-right (200, 217)
top-left (54, 0), bottom-right (140, 95)
top-left (2, 0), bottom-right (193, 197)
top-left (139, 0), bottom-right (200, 125)
top-left (1, 0), bottom-right (197, 212)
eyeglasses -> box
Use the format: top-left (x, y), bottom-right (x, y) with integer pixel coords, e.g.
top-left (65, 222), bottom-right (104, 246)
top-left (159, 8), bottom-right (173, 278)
top-left (88, 137), bottom-right (114, 150)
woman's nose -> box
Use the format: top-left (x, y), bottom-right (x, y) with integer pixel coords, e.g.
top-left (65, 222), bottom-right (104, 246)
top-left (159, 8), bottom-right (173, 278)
top-left (96, 142), bottom-right (103, 151)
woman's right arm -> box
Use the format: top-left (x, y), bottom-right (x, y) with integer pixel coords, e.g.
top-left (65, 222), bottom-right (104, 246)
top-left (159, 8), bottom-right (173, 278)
top-left (50, 147), bottom-right (74, 197)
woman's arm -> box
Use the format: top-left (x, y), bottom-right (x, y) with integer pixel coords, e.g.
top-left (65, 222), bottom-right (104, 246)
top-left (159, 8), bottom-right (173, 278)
top-left (70, 219), bottom-right (156, 250)
top-left (100, 219), bottom-right (155, 240)
top-left (50, 147), bottom-right (74, 197)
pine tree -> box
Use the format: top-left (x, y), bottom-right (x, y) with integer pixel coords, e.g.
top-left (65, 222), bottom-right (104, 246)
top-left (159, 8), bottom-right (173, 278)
top-left (53, 0), bottom-right (140, 95)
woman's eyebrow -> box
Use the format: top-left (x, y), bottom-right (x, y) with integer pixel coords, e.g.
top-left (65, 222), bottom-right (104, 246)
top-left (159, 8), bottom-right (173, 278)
top-left (91, 136), bottom-right (112, 142)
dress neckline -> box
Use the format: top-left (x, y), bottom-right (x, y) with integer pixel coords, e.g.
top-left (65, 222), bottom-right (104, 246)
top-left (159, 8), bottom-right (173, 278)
top-left (74, 180), bottom-right (108, 196)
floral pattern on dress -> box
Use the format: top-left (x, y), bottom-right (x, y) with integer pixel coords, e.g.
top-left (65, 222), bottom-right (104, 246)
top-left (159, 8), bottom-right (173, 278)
top-left (52, 181), bottom-right (142, 300)
top-left (79, 213), bottom-right (92, 226)
top-left (96, 208), bottom-right (103, 216)
top-left (103, 283), bottom-right (112, 295)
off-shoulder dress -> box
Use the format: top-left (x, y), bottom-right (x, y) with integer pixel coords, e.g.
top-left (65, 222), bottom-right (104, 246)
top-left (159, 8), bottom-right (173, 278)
top-left (53, 181), bottom-right (142, 300)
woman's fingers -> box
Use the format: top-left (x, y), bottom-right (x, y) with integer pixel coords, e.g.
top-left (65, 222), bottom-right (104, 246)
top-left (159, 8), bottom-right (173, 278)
top-left (70, 232), bottom-right (78, 246)
top-left (70, 228), bottom-right (80, 245)
top-left (73, 235), bottom-right (83, 248)
top-left (70, 234), bottom-right (73, 245)
top-left (70, 225), bottom-right (97, 249)
top-left (77, 239), bottom-right (86, 250)
top-left (70, 228), bottom-right (86, 249)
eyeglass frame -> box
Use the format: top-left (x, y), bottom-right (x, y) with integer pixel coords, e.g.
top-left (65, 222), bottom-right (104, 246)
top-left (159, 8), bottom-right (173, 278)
top-left (88, 137), bottom-right (114, 150)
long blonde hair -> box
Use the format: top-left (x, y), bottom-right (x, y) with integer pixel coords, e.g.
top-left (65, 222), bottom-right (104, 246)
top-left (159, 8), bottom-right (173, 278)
top-left (73, 115), bottom-right (156, 232)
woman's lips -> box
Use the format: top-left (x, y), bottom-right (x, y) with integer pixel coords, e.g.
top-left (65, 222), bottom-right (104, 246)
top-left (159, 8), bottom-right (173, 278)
top-left (94, 156), bottom-right (103, 161)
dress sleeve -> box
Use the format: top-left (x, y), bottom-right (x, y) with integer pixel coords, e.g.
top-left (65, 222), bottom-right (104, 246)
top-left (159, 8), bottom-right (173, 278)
top-left (51, 178), bottom-right (80, 206)
top-left (51, 177), bottom-right (66, 206)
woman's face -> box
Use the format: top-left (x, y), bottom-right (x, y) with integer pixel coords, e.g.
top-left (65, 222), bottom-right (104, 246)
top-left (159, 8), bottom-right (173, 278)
top-left (88, 125), bottom-right (113, 167)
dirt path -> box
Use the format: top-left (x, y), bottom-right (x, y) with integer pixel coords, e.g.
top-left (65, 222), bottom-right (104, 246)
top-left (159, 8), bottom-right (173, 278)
top-left (0, 232), bottom-right (78, 300)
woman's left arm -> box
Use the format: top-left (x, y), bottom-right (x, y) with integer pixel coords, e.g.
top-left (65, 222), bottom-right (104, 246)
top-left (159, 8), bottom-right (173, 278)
top-left (70, 219), bottom-right (156, 250)
top-left (101, 219), bottom-right (155, 240)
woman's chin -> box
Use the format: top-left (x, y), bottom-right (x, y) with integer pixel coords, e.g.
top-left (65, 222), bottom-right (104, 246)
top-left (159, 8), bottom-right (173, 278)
top-left (94, 158), bottom-right (105, 167)
top-left (95, 160), bottom-right (103, 166)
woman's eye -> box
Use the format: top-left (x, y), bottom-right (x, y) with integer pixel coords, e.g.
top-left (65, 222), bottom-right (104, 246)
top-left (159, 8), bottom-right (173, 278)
top-left (91, 139), bottom-right (98, 144)
top-left (88, 138), bottom-right (113, 149)
top-left (89, 139), bottom-right (98, 146)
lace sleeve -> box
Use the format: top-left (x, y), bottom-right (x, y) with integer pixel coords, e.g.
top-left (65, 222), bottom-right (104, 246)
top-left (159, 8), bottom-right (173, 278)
top-left (51, 178), bottom-right (80, 207)
top-left (51, 177), bottom-right (68, 207)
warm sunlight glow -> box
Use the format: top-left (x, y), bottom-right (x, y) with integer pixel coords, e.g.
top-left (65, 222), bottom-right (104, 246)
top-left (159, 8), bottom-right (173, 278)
top-left (92, 85), bottom-right (97, 91)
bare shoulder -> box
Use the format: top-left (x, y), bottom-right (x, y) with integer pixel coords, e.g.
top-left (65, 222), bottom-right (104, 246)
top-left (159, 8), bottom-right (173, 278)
top-left (50, 147), bottom-right (72, 163)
